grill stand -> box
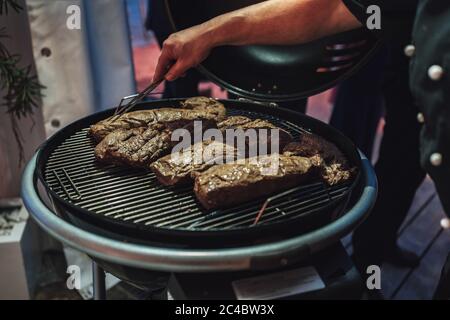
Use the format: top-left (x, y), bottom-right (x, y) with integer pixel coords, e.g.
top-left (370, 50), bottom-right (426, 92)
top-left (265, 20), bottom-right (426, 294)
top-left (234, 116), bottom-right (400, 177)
top-left (168, 242), bottom-right (363, 299)
top-left (88, 243), bottom-right (362, 300)
top-left (92, 262), bottom-right (106, 300)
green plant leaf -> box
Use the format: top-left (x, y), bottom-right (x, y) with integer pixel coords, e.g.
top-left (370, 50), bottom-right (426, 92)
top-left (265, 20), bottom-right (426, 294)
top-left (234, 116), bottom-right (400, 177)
top-left (0, 0), bottom-right (42, 165)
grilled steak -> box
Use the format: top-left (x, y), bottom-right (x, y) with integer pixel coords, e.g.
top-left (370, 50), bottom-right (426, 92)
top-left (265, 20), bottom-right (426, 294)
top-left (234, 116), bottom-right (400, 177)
top-left (150, 141), bottom-right (239, 186)
top-left (95, 118), bottom-right (216, 167)
top-left (90, 110), bottom-right (156, 142)
top-left (218, 116), bottom-right (293, 154)
top-left (89, 97), bottom-right (226, 141)
top-left (322, 163), bottom-right (353, 185)
top-left (217, 116), bottom-right (256, 129)
top-left (95, 125), bottom-right (170, 167)
top-left (151, 116), bottom-right (293, 186)
top-left (193, 155), bottom-right (318, 210)
top-left (91, 97), bottom-right (226, 167)
top-left (283, 133), bottom-right (347, 164)
top-left (283, 133), bottom-right (354, 185)
top-left (181, 96), bottom-right (227, 121)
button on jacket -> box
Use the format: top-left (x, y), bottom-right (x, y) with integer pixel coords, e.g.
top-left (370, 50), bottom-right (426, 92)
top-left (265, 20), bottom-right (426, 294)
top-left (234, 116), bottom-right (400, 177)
top-left (27, 0), bottom-right (136, 137)
top-left (343, 0), bottom-right (450, 216)
top-left (410, 1), bottom-right (450, 214)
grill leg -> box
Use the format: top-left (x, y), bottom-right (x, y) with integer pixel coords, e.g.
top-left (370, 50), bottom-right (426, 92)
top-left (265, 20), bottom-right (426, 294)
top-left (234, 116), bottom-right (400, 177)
top-left (92, 262), bottom-right (106, 300)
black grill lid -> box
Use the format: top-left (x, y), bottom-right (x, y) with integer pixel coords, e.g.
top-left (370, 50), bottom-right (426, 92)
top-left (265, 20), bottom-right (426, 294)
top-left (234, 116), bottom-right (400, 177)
top-left (165, 0), bottom-right (380, 102)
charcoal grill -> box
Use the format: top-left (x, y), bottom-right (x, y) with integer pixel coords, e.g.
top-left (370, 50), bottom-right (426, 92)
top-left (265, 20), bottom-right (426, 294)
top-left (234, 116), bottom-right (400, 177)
top-left (22, 99), bottom-right (377, 299)
top-left (35, 100), bottom-right (361, 249)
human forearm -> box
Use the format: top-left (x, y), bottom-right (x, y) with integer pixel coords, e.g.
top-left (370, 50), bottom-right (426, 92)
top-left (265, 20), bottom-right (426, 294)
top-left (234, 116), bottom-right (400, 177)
top-left (155, 0), bottom-right (362, 81)
top-left (206, 0), bottom-right (362, 46)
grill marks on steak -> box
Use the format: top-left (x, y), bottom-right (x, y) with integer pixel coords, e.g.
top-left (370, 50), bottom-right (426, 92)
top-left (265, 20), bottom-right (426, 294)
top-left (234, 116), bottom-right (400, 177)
top-left (94, 125), bottom-right (170, 167)
top-left (283, 133), bottom-right (347, 164)
top-left (217, 116), bottom-right (255, 129)
top-left (94, 119), bottom-right (216, 167)
top-left (150, 141), bottom-right (239, 186)
top-left (89, 97), bottom-right (226, 142)
top-left (181, 96), bottom-right (227, 121)
top-left (91, 97), bottom-right (225, 167)
top-left (193, 155), bottom-right (318, 210)
top-left (90, 109), bottom-right (168, 142)
top-left (218, 116), bottom-right (293, 154)
top-left (150, 116), bottom-right (293, 186)
top-left (192, 133), bottom-right (355, 209)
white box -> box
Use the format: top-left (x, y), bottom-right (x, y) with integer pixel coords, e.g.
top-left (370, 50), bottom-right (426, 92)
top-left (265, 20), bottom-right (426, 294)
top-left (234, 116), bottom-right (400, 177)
top-left (0, 206), bottom-right (42, 299)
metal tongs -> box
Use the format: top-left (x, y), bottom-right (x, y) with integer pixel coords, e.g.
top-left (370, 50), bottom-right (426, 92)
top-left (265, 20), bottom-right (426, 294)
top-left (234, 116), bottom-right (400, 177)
top-left (109, 77), bottom-right (165, 122)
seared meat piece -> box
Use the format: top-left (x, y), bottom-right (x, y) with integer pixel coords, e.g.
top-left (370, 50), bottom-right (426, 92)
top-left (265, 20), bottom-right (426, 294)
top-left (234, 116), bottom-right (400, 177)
top-left (89, 108), bottom-right (169, 142)
top-left (150, 116), bottom-right (294, 186)
top-left (95, 119), bottom-right (216, 167)
top-left (89, 97), bottom-right (226, 141)
top-left (181, 96), bottom-right (226, 122)
top-left (283, 133), bottom-right (354, 185)
top-left (283, 133), bottom-right (347, 164)
top-left (91, 97), bottom-right (225, 166)
top-left (217, 116), bottom-right (254, 129)
top-left (218, 116), bottom-right (293, 154)
top-left (322, 163), bottom-right (352, 185)
top-left (193, 155), bottom-right (318, 210)
top-left (94, 125), bottom-right (171, 167)
top-left (150, 141), bottom-right (239, 186)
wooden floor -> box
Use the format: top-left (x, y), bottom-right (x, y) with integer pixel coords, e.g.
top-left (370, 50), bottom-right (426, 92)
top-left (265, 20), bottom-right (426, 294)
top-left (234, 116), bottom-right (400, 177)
top-left (342, 177), bottom-right (450, 300)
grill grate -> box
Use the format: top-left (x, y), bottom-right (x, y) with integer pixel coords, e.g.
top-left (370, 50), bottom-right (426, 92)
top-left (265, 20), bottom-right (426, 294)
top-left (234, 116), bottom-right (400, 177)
top-left (44, 109), bottom-right (350, 232)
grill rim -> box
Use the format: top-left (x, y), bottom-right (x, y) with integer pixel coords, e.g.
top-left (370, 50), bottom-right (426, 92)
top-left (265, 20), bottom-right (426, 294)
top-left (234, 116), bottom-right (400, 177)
top-left (35, 98), bottom-right (362, 247)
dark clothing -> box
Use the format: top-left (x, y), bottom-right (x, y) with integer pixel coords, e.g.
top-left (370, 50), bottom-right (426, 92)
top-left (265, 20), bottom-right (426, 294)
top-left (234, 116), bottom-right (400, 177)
top-left (340, 0), bottom-right (428, 267)
top-left (410, 1), bottom-right (450, 215)
top-left (343, 0), bottom-right (450, 298)
top-left (434, 251), bottom-right (450, 299)
top-left (343, 0), bottom-right (418, 41)
top-left (146, 0), bottom-right (202, 98)
top-left (344, 0), bottom-right (450, 219)
top-left (330, 46), bottom-right (387, 160)
top-left (351, 42), bottom-right (426, 266)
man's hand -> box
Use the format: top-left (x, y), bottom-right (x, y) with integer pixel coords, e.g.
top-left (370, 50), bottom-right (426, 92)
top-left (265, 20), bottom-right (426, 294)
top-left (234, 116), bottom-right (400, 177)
top-left (153, 0), bottom-right (361, 83)
top-left (153, 24), bottom-right (215, 82)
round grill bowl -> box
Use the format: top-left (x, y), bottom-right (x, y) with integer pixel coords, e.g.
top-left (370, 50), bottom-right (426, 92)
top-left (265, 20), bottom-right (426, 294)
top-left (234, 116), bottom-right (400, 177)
top-left (22, 99), bottom-right (377, 272)
top-left (34, 99), bottom-right (360, 248)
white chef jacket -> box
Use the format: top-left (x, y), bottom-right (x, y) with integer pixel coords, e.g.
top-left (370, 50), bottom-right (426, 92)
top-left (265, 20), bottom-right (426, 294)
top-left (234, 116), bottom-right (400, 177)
top-left (27, 0), bottom-right (136, 137)
top-left (25, 0), bottom-right (137, 293)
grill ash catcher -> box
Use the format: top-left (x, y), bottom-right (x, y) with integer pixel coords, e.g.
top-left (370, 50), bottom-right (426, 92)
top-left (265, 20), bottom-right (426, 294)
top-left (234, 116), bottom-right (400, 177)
top-left (21, 0), bottom-right (379, 300)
